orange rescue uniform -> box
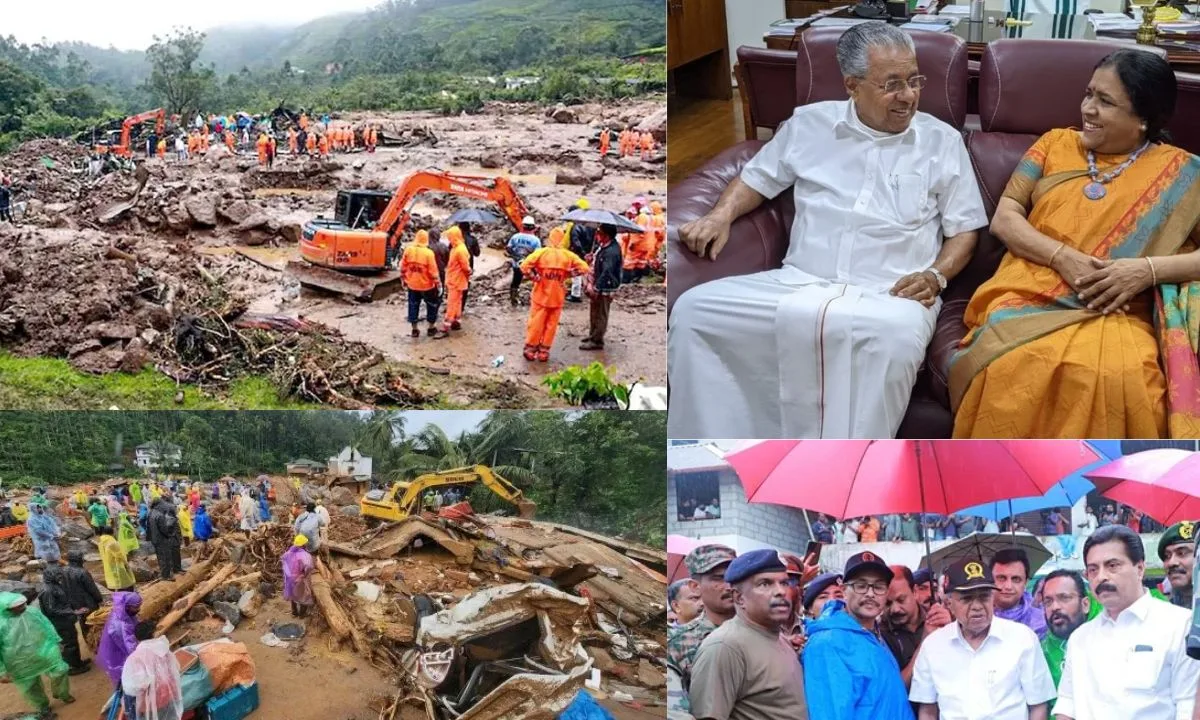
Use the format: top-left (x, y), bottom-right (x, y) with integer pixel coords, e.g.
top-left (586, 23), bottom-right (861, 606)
top-left (256, 133), bottom-right (270, 165)
top-left (622, 213), bottom-right (657, 271)
top-left (305, 132), bottom-right (317, 154)
top-left (156, 139), bottom-right (166, 158)
top-left (288, 128), bottom-right (298, 154)
top-left (441, 226), bottom-right (472, 331)
top-left (400, 230), bottom-right (440, 292)
top-left (520, 227), bottom-right (589, 361)
top-left (599, 130), bottom-right (609, 157)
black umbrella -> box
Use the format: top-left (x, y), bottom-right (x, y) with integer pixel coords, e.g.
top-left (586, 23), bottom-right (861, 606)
top-left (447, 208), bottom-right (503, 225)
top-left (560, 208), bottom-right (645, 233)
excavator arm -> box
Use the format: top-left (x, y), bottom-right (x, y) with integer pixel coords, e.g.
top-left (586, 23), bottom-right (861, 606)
top-left (117, 108), bottom-right (166, 157)
top-left (375, 170), bottom-right (531, 252)
top-left (393, 465), bottom-right (537, 518)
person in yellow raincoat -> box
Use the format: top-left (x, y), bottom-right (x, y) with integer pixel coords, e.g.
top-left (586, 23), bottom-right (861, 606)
top-left (520, 226), bottom-right (590, 361)
top-left (148, 484), bottom-right (162, 502)
top-left (177, 505), bottom-right (193, 547)
top-left (156, 139), bottom-right (166, 159)
top-left (117, 512), bottom-right (140, 555)
top-left (11, 502), bottom-right (27, 522)
top-left (73, 490), bottom-right (87, 511)
top-left (96, 527), bottom-right (135, 591)
top-left (437, 226), bottom-right (472, 337)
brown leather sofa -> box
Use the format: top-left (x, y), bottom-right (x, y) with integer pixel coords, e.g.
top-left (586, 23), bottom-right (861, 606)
top-left (668, 30), bottom-right (1200, 438)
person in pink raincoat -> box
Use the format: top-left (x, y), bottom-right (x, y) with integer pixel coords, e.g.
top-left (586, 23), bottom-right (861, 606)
top-left (282, 534), bottom-right (314, 617)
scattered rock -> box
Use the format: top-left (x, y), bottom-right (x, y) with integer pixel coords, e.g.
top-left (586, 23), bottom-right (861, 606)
top-left (212, 600), bottom-right (242, 627)
top-left (339, 505), bottom-right (361, 517)
top-left (637, 659), bottom-right (665, 688)
top-left (118, 338), bottom-right (151, 373)
top-left (90, 323), bottom-right (137, 341)
top-left (234, 212), bottom-right (272, 234)
top-left (635, 107), bottom-right (668, 142)
top-left (479, 152), bottom-right (505, 169)
top-left (68, 339), bottom-right (103, 358)
top-left (278, 223), bottom-right (303, 244)
top-left (587, 647), bottom-right (616, 673)
top-left (217, 199), bottom-right (255, 225)
top-left (237, 589), bottom-right (262, 618)
top-left (60, 522), bottom-right (95, 541)
top-left (555, 168), bottom-right (591, 186)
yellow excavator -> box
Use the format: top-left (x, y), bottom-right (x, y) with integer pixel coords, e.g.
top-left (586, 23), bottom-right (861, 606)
top-left (359, 465), bottom-right (537, 524)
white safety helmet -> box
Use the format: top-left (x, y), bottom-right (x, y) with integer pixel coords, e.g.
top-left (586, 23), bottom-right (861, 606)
top-left (522, 216), bottom-right (536, 228)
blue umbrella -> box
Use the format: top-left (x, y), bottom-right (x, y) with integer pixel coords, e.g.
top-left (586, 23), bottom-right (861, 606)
top-left (957, 440), bottom-right (1122, 521)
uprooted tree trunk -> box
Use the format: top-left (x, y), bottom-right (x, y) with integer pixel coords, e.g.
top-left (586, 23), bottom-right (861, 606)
top-left (311, 557), bottom-right (368, 655)
top-left (155, 562), bottom-right (238, 635)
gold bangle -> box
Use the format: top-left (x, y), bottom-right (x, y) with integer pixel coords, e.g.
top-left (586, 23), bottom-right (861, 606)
top-left (1049, 243), bottom-right (1065, 267)
top-left (1147, 257), bottom-right (1158, 286)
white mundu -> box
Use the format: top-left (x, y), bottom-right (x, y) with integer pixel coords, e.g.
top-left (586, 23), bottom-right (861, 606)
top-left (668, 100), bottom-right (987, 438)
top-left (1055, 591), bottom-right (1200, 720)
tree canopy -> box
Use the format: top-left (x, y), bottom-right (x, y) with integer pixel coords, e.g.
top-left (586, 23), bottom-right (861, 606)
top-left (0, 410), bottom-right (665, 545)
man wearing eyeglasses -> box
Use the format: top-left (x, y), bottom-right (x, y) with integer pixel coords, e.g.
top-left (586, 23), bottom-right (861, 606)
top-left (910, 558), bottom-right (1055, 720)
top-left (670, 21), bottom-right (987, 439)
top-left (802, 552), bottom-right (914, 719)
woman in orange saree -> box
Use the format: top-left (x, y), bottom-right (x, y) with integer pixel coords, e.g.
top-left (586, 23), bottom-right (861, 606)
top-left (952, 50), bottom-right (1200, 438)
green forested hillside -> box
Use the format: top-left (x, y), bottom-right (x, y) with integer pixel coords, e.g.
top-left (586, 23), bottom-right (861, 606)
top-left (0, 0), bottom-right (663, 152)
top-left (0, 411), bottom-right (666, 544)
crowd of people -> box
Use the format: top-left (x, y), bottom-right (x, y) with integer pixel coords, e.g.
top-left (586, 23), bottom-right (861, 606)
top-left (0, 474), bottom-right (329, 719)
top-left (399, 194), bottom-right (665, 361)
top-left (667, 519), bottom-right (1200, 719)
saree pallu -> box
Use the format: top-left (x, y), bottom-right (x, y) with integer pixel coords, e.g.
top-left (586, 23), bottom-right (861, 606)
top-left (951, 129), bottom-right (1200, 438)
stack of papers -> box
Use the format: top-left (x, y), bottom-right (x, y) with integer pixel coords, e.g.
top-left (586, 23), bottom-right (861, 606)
top-left (766, 19), bottom-right (809, 36)
top-left (938, 5), bottom-right (973, 13)
top-left (911, 14), bottom-right (961, 25)
top-left (1087, 12), bottom-right (1141, 31)
top-left (1158, 20), bottom-right (1200, 32)
top-left (810, 17), bottom-right (877, 26)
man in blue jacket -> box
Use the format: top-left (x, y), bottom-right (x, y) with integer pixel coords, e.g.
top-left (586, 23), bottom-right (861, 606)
top-left (802, 551), bottom-right (915, 720)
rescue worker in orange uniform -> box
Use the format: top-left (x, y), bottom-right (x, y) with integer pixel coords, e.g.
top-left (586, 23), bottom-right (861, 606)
top-left (186, 131), bottom-right (199, 157)
top-left (621, 211), bottom-right (656, 283)
top-left (288, 128), bottom-right (298, 154)
top-left (437, 226), bottom-right (471, 337)
top-left (598, 129), bottom-right (610, 158)
top-left (305, 132), bottom-right (317, 156)
top-left (400, 229), bottom-right (442, 337)
top-left (299, 113), bottom-right (309, 131)
top-left (648, 200), bottom-right (666, 267)
top-left (267, 134), bottom-right (277, 168)
top-left (317, 133), bottom-right (329, 158)
top-left (640, 132), bottom-right (654, 161)
top-left (519, 226), bottom-right (590, 362)
top-left (616, 129), bottom-right (627, 157)
top-left (200, 130), bottom-right (210, 152)
top-left (156, 138), bottom-right (166, 159)
top-left (256, 132), bottom-right (270, 166)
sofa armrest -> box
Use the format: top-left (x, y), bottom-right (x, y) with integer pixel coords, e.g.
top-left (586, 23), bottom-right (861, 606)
top-left (667, 141), bottom-right (793, 315)
top-left (926, 297), bottom-right (969, 410)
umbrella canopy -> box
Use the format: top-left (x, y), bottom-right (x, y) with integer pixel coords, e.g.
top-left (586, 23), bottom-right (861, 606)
top-left (1084, 450), bottom-right (1200, 525)
top-left (922, 532), bottom-right (1052, 576)
top-left (560, 208), bottom-right (644, 233)
top-left (957, 440), bottom-right (1120, 521)
top-left (667, 535), bottom-right (703, 584)
top-left (447, 208), bottom-right (502, 225)
top-left (726, 440), bottom-right (1102, 520)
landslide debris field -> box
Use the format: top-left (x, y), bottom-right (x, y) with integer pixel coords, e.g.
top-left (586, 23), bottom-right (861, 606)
top-left (0, 477), bottom-right (668, 720)
top-left (0, 99), bottom-right (666, 408)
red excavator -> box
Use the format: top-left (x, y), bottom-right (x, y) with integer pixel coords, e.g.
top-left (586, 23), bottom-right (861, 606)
top-left (94, 108), bottom-right (166, 158)
top-left (290, 169), bottom-right (531, 300)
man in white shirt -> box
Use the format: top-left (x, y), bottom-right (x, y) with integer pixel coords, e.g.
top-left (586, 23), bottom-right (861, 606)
top-left (1055, 525), bottom-right (1200, 720)
top-left (1075, 506), bottom-right (1099, 540)
top-left (669, 22), bottom-right (987, 439)
top-left (910, 558), bottom-right (1055, 720)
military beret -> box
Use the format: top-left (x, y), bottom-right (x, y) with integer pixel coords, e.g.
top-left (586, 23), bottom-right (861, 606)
top-left (803, 572), bottom-right (843, 609)
top-left (685, 544), bottom-right (737, 577)
top-left (724, 548), bottom-right (787, 585)
top-left (1158, 521), bottom-right (1198, 560)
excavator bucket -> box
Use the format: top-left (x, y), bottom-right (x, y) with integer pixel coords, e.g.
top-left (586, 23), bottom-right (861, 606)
top-left (516, 500), bottom-right (538, 519)
top-left (285, 261), bottom-right (405, 302)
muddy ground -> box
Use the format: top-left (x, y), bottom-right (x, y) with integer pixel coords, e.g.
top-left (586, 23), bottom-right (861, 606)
top-left (0, 99), bottom-right (666, 408)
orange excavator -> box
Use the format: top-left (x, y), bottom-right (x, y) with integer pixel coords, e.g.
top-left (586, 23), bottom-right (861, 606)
top-left (290, 169), bottom-right (531, 301)
top-left (94, 108), bottom-right (166, 158)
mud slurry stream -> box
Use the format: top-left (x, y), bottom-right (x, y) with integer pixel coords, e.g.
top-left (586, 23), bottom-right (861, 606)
top-left (0, 98), bottom-right (666, 406)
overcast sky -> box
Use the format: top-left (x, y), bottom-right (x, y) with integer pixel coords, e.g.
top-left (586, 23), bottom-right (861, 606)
top-left (6, 1), bottom-right (382, 51)
top-left (401, 410), bottom-right (491, 439)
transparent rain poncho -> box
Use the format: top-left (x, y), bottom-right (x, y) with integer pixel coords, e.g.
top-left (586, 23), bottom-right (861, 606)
top-left (120, 636), bottom-right (183, 720)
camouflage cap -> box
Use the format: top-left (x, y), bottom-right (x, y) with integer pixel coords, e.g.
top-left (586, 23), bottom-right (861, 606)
top-left (685, 544), bottom-right (737, 577)
top-left (1158, 520), bottom-right (1198, 560)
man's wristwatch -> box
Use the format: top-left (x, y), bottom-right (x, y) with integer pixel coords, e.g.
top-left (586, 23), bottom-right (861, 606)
top-left (926, 267), bottom-right (947, 293)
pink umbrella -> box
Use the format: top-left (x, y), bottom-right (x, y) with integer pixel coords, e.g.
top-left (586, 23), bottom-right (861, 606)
top-left (727, 440), bottom-right (1101, 520)
top-left (667, 535), bottom-right (704, 583)
top-left (1084, 450), bottom-right (1200, 525)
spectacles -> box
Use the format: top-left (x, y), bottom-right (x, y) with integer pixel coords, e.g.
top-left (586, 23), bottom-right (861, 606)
top-left (868, 75), bottom-right (928, 95)
top-left (847, 580), bottom-right (890, 595)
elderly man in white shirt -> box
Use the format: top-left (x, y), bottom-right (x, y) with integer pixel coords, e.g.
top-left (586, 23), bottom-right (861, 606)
top-left (1055, 525), bottom-right (1200, 720)
top-left (669, 22), bottom-right (987, 439)
top-left (910, 558), bottom-right (1055, 720)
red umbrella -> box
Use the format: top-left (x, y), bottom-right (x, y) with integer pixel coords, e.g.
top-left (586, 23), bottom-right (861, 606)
top-left (727, 440), bottom-right (1101, 519)
top-left (1084, 450), bottom-right (1200, 525)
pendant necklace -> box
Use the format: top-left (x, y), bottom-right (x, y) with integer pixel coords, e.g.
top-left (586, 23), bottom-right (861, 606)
top-left (1085, 141), bottom-right (1150, 200)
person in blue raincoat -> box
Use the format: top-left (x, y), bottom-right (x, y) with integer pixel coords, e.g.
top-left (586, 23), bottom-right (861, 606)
top-left (258, 492), bottom-right (271, 523)
top-left (802, 552), bottom-right (915, 720)
top-left (137, 502), bottom-right (149, 537)
top-left (26, 503), bottom-right (61, 564)
top-left (193, 505), bottom-right (214, 542)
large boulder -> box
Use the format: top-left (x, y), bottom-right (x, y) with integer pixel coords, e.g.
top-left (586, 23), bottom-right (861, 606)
top-left (217, 199), bottom-right (255, 225)
top-left (184, 193), bottom-right (219, 227)
top-left (479, 152), bottom-right (505, 169)
top-left (548, 104), bottom-right (576, 123)
top-left (61, 521), bottom-right (95, 541)
top-left (278, 223), bottom-right (303, 244)
top-left (555, 167), bottom-right (590, 186)
top-left (635, 107), bottom-right (668, 142)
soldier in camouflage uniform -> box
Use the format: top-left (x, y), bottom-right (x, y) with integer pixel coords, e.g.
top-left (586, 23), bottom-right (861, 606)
top-left (1159, 520), bottom-right (1197, 608)
top-left (666, 543), bottom-right (737, 714)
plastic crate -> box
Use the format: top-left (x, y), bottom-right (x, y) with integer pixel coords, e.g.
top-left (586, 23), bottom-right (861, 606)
top-left (204, 682), bottom-right (259, 720)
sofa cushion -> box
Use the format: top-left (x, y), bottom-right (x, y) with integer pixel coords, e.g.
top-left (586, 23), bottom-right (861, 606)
top-left (795, 26), bottom-right (970, 128)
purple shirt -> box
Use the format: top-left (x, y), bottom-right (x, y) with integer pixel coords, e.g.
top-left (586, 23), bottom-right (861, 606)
top-left (993, 591), bottom-right (1046, 639)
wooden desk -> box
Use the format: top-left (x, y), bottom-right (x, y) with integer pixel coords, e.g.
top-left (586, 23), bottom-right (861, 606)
top-left (669, 0), bottom-right (734, 99)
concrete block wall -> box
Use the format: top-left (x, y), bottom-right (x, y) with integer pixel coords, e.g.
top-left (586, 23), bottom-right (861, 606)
top-left (669, 468), bottom-right (812, 554)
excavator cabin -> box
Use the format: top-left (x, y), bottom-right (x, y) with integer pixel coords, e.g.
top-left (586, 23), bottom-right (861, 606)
top-left (359, 465), bottom-right (537, 525)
